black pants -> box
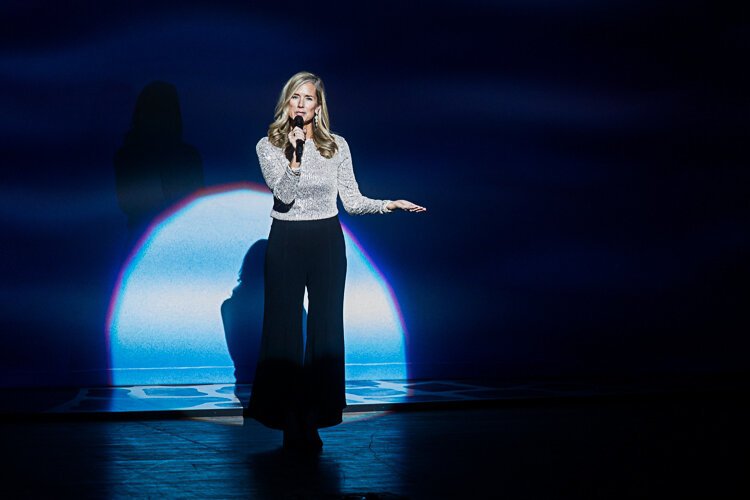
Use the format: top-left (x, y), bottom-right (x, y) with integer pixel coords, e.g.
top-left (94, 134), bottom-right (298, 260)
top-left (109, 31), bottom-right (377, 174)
top-left (246, 215), bottom-right (347, 429)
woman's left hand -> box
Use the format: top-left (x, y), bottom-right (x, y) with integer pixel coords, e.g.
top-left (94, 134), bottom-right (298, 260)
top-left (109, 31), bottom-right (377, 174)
top-left (386, 200), bottom-right (426, 212)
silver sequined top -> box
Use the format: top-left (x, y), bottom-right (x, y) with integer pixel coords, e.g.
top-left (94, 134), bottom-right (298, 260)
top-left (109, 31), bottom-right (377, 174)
top-left (256, 134), bottom-right (392, 220)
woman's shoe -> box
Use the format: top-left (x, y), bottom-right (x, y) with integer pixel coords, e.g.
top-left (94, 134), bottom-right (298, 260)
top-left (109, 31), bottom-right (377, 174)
top-left (282, 411), bottom-right (304, 450)
top-left (304, 429), bottom-right (323, 451)
top-left (300, 410), bottom-right (323, 451)
top-left (283, 430), bottom-right (305, 450)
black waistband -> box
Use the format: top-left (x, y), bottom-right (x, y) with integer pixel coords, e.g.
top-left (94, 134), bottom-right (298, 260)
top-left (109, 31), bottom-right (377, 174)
top-left (271, 215), bottom-right (340, 227)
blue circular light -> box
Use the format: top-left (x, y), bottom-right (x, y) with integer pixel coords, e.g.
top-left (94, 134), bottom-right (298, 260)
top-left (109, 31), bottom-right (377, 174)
top-left (107, 184), bottom-right (408, 385)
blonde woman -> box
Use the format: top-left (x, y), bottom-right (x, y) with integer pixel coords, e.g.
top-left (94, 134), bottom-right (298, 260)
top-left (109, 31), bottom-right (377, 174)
top-left (246, 71), bottom-right (425, 451)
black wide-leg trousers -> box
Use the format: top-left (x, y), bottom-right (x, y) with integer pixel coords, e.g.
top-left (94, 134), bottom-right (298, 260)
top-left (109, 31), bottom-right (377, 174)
top-left (247, 215), bottom-right (347, 429)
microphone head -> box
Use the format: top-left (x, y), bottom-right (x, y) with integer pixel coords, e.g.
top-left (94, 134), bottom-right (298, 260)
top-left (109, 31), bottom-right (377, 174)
top-left (294, 115), bottom-right (304, 128)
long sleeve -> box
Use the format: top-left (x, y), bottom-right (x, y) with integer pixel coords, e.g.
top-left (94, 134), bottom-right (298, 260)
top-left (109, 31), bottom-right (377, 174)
top-left (256, 137), bottom-right (301, 205)
top-left (336, 137), bottom-right (391, 215)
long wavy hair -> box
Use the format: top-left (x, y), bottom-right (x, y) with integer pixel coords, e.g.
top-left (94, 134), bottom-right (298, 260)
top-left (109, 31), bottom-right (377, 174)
top-left (267, 71), bottom-right (338, 159)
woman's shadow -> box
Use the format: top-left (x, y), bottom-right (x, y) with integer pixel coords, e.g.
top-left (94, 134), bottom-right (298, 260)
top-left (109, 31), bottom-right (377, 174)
top-left (113, 80), bottom-right (205, 249)
top-left (221, 239), bottom-right (267, 386)
top-left (222, 240), bottom-right (308, 406)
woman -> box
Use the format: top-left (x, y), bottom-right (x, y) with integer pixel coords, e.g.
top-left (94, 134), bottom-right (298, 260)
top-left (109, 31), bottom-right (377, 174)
top-left (246, 71), bottom-right (425, 451)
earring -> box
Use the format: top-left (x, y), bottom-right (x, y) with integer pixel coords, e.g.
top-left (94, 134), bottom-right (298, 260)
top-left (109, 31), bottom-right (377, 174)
top-left (314, 113), bottom-right (319, 128)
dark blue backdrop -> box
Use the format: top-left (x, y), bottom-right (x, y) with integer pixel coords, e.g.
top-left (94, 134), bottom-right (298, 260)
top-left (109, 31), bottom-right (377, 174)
top-left (1, 1), bottom-right (748, 387)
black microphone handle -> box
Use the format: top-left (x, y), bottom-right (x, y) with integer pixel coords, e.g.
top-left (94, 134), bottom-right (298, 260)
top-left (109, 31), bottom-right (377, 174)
top-left (294, 115), bottom-right (304, 162)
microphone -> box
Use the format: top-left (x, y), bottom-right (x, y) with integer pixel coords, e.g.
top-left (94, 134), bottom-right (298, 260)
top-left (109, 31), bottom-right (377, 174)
top-left (294, 115), bottom-right (304, 162)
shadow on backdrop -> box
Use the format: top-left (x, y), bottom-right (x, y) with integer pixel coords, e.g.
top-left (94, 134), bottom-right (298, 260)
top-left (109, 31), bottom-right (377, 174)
top-left (113, 80), bottom-right (205, 249)
top-left (221, 239), bottom-right (268, 384)
top-left (221, 239), bottom-right (310, 385)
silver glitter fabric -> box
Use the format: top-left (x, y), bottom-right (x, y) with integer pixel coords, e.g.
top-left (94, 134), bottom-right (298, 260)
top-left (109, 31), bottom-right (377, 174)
top-left (256, 134), bottom-right (392, 220)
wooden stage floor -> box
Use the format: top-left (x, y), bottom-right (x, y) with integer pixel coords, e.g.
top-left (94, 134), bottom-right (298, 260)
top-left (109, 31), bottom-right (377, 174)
top-left (1, 376), bottom-right (748, 498)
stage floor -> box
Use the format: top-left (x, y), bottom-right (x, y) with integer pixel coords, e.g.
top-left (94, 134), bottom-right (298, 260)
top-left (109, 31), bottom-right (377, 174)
top-left (2, 373), bottom-right (747, 416)
top-left (1, 392), bottom-right (748, 498)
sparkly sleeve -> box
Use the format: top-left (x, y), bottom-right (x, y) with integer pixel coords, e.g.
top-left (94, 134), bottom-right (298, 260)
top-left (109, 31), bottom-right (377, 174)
top-left (256, 137), bottom-right (300, 205)
top-left (336, 137), bottom-right (392, 215)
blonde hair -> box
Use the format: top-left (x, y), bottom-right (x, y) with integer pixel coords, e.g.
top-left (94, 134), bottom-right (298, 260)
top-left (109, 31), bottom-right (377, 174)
top-left (267, 71), bottom-right (337, 159)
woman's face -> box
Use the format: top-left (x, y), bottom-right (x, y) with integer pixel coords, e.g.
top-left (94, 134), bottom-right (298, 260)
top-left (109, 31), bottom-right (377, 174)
top-left (287, 82), bottom-right (321, 124)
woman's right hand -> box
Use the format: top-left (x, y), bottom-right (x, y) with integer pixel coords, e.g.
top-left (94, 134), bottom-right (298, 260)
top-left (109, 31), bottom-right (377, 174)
top-left (288, 127), bottom-right (306, 146)
top-left (287, 127), bottom-right (306, 168)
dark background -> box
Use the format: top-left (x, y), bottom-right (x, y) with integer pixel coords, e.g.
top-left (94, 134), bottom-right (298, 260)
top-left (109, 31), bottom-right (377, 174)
top-left (1, 0), bottom-right (748, 387)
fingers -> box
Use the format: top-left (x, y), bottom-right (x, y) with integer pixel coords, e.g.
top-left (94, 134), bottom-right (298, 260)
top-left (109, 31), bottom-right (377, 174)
top-left (288, 129), bottom-right (305, 143)
top-left (398, 200), bottom-right (426, 213)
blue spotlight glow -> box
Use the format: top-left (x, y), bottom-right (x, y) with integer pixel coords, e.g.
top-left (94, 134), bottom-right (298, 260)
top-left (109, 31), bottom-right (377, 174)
top-left (107, 184), bottom-right (408, 385)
